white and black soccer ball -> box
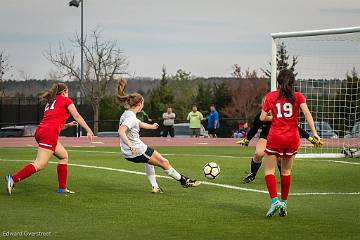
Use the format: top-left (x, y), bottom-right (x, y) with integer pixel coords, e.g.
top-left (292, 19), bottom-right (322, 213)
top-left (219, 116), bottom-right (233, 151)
top-left (203, 162), bottom-right (220, 179)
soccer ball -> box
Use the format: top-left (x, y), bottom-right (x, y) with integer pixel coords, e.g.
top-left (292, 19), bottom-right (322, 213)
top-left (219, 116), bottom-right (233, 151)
top-left (203, 162), bottom-right (220, 179)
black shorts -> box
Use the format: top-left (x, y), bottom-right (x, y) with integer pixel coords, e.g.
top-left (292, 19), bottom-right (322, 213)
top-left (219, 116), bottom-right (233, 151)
top-left (125, 147), bottom-right (155, 163)
top-left (208, 128), bottom-right (217, 135)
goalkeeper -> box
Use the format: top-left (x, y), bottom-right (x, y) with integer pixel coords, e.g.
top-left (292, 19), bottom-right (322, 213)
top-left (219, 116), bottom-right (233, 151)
top-left (236, 111), bottom-right (323, 183)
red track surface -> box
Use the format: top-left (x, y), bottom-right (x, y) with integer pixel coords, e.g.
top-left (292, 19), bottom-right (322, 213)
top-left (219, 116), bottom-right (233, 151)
top-left (0, 137), bottom-right (358, 148)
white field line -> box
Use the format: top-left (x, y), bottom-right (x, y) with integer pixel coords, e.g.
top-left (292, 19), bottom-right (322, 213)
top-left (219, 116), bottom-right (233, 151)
top-left (0, 158), bottom-right (359, 196)
top-left (67, 150), bottom-right (360, 165)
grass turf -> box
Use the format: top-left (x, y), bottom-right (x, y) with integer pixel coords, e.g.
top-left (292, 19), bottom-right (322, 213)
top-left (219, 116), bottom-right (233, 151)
top-left (0, 146), bottom-right (359, 240)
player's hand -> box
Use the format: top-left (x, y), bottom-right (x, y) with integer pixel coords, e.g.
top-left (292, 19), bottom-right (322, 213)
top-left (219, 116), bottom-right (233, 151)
top-left (129, 145), bottom-right (137, 156)
top-left (235, 138), bottom-right (249, 146)
top-left (152, 123), bottom-right (159, 129)
top-left (87, 131), bottom-right (94, 142)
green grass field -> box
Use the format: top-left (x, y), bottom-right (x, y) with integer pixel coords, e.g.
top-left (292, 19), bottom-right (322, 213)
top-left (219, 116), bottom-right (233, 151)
top-left (0, 146), bottom-right (359, 240)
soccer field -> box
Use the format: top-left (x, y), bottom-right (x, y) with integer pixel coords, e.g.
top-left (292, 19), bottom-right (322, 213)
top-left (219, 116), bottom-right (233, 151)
top-left (1, 146), bottom-right (359, 240)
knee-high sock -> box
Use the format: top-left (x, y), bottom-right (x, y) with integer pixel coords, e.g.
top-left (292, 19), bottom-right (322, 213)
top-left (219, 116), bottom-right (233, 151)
top-left (281, 175), bottom-right (291, 201)
top-left (12, 164), bottom-right (37, 183)
top-left (144, 163), bottom-right (159, 188)
top-left (250, 158), bottom-right (262, 176)
top-left (265, 174), bottom-right (278, 199)
top-left (164, 167), bottom-right (181, 181)
top-left (57, 164), bottom-right (68, 189)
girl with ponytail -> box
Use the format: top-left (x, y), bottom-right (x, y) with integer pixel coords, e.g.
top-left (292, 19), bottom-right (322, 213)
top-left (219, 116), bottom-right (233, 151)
top-left (5, 83), bottom-right (94, 195)
top-left (117, 79), bottom-right (200, 193)
top-left (260, 69), bottom-right (321, 218)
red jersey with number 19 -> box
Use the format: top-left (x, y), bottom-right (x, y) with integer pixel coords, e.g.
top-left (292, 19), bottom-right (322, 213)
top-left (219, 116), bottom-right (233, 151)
top-left (262, 90), bottom-right (306, 149)
top-left (38, 95), bottom-right (73, 134)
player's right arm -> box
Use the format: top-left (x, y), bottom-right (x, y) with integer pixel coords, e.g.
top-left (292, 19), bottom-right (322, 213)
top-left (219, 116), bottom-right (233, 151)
top-left (68, 104), bottom-right (94, 142)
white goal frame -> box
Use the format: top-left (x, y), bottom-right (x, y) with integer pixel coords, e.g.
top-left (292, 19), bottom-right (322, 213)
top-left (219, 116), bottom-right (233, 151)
top-left (270, 26), bottom-right (360, 158)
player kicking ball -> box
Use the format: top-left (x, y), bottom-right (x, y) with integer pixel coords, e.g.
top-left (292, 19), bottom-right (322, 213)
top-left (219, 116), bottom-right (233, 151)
top-left (5, 83), bottom-right (94, 195)
top-left (236, 111), bottom-right (323, 183)
top-left (260, 69), bottom-right (321, 218)
top-left (117, 79), bottom-right (200, 193)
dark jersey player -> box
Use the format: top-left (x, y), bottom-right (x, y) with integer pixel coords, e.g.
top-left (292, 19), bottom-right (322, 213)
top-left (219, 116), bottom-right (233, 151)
top-left (236, 111), bottom-right (323, 183)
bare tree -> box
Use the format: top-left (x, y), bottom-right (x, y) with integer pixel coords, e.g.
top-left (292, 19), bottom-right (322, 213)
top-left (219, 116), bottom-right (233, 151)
top-left (222, 65), bottom-right (268, 120)
top-left (0, 50), bottom-right (12, 97)
top-left (46, 28), bottom-right (128, 134)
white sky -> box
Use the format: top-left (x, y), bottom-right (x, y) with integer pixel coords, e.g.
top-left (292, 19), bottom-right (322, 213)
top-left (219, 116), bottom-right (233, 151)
top-left (0, 0), bottom-right (359, 79)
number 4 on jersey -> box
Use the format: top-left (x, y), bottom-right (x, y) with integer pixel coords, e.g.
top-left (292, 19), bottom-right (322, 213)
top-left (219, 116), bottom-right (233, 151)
top-left (45, 100), bottom-right (56, 112)
top-left (276, 102), bottom-right (293, 118)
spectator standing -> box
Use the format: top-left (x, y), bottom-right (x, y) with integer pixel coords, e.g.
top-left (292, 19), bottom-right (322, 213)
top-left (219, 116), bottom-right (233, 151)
top-left (162, 107), bottom-right (176, 137)
top-left (208, 105), bottom-right (220, 138)
top-left (187, 105), bottom-right (204, 138)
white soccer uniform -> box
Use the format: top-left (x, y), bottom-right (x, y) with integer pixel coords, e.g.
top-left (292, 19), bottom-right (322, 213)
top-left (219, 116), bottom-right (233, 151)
top-left (119, 110), bottom-right (147, 158)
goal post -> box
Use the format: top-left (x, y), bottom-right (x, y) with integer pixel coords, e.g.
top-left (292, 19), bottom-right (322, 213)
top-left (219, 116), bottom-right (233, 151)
top-left (270, 26), bottom-right (360, 158)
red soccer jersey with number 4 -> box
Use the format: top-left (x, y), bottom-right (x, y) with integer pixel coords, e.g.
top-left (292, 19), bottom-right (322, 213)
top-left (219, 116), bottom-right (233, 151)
top-left (38, 95), bottom-right (73, 134)
top-left (262, 90), bottom-right (306, 149)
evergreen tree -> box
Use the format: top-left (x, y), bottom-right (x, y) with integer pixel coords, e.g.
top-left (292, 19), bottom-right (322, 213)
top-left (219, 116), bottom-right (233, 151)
top-left (262, 42), bottom-right (299, 78)
top-left (148, 65), bottom-right (174, 119)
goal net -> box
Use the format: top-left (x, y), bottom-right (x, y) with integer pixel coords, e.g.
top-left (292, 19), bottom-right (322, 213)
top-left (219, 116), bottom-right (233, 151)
top-left (270, 27), bottom-right (360, 158)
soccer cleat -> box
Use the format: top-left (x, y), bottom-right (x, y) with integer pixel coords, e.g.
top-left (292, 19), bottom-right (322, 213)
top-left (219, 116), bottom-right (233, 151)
top-left (243, 173), bottom-right (256, 183)
top-left (266, 201), bottom-right (281, 218)
top-left (151, 186), bottom-right (164, 194)
top-left (308, 137), bottom-right (324, 147)
top-left (236, 138), bottom-right (249, 146)
top-left (181, 178), bottom-right (201, 188)
top-left (279, 201), bottom-right (288, 217)
top-left (5, 175), bottom-right (14, 196)
top-left (57, 188), bottom-right (75, 194)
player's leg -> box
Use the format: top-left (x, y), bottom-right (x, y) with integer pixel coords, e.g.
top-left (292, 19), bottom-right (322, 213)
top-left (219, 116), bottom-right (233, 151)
top-left (264, 153), bottom-right (281, 217)
top-left (279, 155), bottom-right (294, 217)
top-left (144, 163), bottom-right (162, 193)
top-left (243, 138), bottom-right (266, 183)
top-left (53, 142), bottom-right (74, 194)
top-left (6, 147), bottom-right (53, 195)
top-left (147, 151), bottom-right (200, 188)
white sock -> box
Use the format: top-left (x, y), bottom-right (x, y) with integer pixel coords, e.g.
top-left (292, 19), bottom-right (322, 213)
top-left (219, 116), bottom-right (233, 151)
top-left (144, 163), bottom-right (159, 188)
top-left (164, 167), bottom-right (181, 181)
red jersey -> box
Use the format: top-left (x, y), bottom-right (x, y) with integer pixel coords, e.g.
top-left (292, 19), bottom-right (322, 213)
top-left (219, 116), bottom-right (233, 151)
top-left (38, 95), bottom-right (73, 134)
top-left (262, 90), bottom-right (306, 149)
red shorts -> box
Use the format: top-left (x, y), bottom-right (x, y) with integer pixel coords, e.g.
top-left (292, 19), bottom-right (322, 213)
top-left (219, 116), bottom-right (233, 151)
top-left (34, 126), bottom-right (59, 152)
top-left (265, 146), bottom-right (298, 158)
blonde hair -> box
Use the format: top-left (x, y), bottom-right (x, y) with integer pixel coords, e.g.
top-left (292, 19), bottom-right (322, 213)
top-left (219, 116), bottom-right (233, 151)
top-left (40, 83), bottom-right (67, 104)
top-left (117, 79), bottom-right (143, 109)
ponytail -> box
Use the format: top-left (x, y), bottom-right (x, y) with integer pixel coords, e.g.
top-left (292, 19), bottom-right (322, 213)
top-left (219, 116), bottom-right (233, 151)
top-left (40, 83), bottom-right (67, 104)
top-left (117, 79), bottom-right (143, 109)
top-left (277, 69), bottom-right (295, 103)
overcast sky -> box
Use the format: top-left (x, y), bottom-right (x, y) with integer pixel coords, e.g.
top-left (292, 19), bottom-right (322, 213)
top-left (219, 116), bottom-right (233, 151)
top-left (1, 0), bottom-right (359, 79)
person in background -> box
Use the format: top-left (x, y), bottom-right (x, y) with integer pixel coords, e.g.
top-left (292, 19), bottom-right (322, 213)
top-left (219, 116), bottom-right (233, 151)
top-left (233, 123), bottom-right (249, 138)
top-left (187, 105), bottom-right (204, 138)
top-left (208, 105), bottom-right (219, 138)
top-left (162, 107), bottom-right (176, 137)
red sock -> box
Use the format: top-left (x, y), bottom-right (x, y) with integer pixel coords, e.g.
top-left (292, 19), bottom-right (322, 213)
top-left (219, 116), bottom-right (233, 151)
top-left (281, 175), bottom-right (291, 200)
top-left (265, 174), bottom-right (278, 199)
top-left (57, 164), bottom-right (68, 189)
top-left (12, 164), bottom-right (37, 183)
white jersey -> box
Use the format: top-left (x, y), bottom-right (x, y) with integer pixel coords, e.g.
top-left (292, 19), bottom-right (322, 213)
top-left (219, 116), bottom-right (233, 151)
top-left (119, 110), bottom-right (147, 158)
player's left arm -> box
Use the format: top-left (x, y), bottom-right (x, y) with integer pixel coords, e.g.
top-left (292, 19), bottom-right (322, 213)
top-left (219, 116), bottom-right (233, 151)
top-left (139, 122), bottom-right (159, 130)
